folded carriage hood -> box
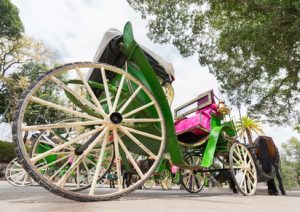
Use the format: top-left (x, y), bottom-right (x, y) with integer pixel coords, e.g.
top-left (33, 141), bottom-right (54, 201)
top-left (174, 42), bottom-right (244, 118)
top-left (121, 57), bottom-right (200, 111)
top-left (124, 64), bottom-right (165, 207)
top-left (88, 28), bottom-right (175, 79)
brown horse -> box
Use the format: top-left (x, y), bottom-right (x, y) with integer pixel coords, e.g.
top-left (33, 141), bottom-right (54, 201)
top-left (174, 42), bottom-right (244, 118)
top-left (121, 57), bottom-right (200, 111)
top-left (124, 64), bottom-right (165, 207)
top-left (254, 136), bottom-right (286, 195)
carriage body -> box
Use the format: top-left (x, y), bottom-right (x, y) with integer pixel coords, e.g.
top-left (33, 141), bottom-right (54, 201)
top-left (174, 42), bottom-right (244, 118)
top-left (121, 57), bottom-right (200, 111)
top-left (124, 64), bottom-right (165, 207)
top-left (86, 27), bottom-right (174, 156)
top-left (12, 22), bottom-right (257, 201)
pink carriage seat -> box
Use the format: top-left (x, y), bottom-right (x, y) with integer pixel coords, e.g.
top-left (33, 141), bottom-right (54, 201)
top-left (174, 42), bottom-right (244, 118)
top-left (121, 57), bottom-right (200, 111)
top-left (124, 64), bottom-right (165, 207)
top-left (174, 90), bottom-right (219, 145)
top-left (175, 105), bottom-right (217, 134)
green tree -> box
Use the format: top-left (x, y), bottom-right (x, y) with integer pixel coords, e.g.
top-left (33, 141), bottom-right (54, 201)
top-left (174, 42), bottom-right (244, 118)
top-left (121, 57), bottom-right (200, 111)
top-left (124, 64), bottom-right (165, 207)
top-left (0, 62), bottom-right (65, 123)
top-left (0, 36), bottom-right (57, 78)
top-left (128, 0), bottom-right (300, 125)
top-left (281, 137), bottom-right (300, 188)
top-left (294, 123), bottom-right (300, 134)
top-left (0, 0), bottom-right (24, 39)
top-left (235, 115), bottom-right (264, 145)
top-left (0, 36), bottom-right (59, 122)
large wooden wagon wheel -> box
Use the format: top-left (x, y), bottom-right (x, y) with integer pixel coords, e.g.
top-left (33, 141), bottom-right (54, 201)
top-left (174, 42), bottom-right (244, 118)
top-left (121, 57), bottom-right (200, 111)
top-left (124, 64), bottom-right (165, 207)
top-left (229, 143), bottom-right (257, 196)
top-left (13, 62), bottom-right (166, 201)
top-left (180, 152), bottom-right (205, 193)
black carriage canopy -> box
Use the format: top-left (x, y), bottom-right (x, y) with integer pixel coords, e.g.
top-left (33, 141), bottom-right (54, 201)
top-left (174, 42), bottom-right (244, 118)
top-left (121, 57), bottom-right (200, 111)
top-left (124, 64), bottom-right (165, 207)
top-left (87, 28), bottom-right (175, 97)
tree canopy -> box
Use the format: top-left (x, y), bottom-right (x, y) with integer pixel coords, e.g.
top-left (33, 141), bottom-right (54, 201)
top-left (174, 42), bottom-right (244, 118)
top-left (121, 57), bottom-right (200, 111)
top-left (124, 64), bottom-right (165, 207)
top-left (0, 1), bottom-right (61, 124)
top-left (0, 0), bottom-right (24, 39)
top-left (0, 61), bottom-right (63, 123)
top-left (281, 137), bottom-right (300, 188)
top-left (128, 0), bottom-right (300, 125)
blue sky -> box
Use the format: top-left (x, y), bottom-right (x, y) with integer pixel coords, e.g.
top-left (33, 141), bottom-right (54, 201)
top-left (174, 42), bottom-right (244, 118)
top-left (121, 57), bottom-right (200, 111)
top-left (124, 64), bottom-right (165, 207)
top-left (1, 0), bottom-right (298, 146)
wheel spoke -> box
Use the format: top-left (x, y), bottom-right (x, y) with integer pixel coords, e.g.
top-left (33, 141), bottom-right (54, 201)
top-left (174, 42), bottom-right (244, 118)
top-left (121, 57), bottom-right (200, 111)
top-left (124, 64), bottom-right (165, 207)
top-left (119, 86), bottom-right (142, 114)
top-left (122, 101), bottom-right (155, 118)
top-left (112, 129), bottom-right (122, 190)
top-left (121, 126), bottom-right (162, 141)
top-left (239, 146), bottom-right (247, 162)
top-left (120, 127), bottom-right (157, 160)
top-left (247, 157), bottom-right (254, 166)
top-left (37, 153), bottom-right (72, 171)
top-left (31, 127), bottom-right (103, 163)
top-left (10, 171), bottom-right (24, 179)
top-left (112, 74), bottom-right (126, 111)
top-left (56, 128), bottom-right (107, 187)
top-left (123, 118), bottom-right (161, 123)
top-left (194, 175), bottom-right (200, 189)
top-left (30, 96), bottom-right (98, 121)
top-left (247, 169), bottom-right (255, 178)
top-left (247, 172), bottom-right (255, 186)
top-left (51, 76), bottom-right (106, 118)
top-left (75, 67), bottom-right (106, 115)
top-left (243, 175), bottom-right (247, 193)
top-left (82, 160), bottom-right (90, 173)
top-left (85, 157), bottom-right (97, 166)
top-left (115, 132), bottom-right (144, 179)
top-left (100, 67), bottom-right (113, 113)
top-left (49, 158), bottom-right (72, 181)
top-left (238, 171), bottom-right (246, 187)
top-left (89, 129), bottom-right (109, 195)
top-left (246, 173), bottom-right (252, 192)
top-left (22, 120), bottom-right (104, 131)
top-left (232, 156), bottom-right (241, 165)
top-left (188, 174), bottom-right (193, 190)
top-left (233, 148), bottom-right (243, 162)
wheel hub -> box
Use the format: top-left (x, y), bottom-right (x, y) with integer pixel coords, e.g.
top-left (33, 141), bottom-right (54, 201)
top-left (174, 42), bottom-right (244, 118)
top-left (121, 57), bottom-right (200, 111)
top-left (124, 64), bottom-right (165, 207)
top-left (110, 112), bottom-right (123, 124)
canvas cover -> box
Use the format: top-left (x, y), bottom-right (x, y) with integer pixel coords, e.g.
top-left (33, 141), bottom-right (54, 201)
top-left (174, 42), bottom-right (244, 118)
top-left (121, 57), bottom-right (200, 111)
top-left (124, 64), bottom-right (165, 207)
top-left (87, 28), bottom-right (175, 82)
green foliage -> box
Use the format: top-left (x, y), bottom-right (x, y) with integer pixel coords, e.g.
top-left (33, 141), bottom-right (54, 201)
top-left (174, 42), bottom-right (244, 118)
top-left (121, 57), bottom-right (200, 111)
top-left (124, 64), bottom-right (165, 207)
top-left (0, 62), bottom-right (65, 124)
top-left (294, 122), bottom-right (300, 134)
top-left (128, 0), bottom-right (300, 125)
top-left (0, 0), bottom-right (24, 39)
top-left (281, 137), bottom-right (300, 189)
top-left (0, 140), bottom-right (16, 163)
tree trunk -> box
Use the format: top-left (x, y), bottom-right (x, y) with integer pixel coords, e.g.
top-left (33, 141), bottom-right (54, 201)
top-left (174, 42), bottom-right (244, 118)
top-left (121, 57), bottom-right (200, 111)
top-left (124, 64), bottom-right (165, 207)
top-left (245, 128), bottom-right (253, 145)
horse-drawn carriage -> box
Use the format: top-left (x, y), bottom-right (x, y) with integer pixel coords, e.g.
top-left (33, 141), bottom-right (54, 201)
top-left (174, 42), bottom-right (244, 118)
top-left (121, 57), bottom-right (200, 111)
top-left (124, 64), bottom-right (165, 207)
top-left (12, 22), bottom-right (258, 201)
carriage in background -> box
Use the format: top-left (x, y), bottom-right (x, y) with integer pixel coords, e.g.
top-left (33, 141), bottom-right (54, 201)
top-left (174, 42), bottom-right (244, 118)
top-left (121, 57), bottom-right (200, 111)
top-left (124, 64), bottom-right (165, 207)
top-left (12, 22), bottom-right (257, 201)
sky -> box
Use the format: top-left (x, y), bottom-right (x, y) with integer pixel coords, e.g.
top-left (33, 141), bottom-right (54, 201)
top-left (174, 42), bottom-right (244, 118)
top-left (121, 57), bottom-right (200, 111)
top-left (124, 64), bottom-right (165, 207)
top-left (1, 0), bottom-right (299, 147)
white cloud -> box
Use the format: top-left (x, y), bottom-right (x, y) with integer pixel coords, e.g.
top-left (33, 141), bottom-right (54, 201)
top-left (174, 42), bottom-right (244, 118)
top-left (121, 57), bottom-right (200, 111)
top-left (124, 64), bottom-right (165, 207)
top-left (8, 0), bottom-right (300, 146)
top-left (0, 123), bottom-right (12, 142)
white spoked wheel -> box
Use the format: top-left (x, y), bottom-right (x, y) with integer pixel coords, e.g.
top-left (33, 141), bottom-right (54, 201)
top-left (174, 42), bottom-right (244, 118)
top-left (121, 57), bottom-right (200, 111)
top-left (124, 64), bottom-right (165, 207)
top-left (160, 169), bottom-right (172, 190)
top-left (86, 167), bottom-right (108, 188)
top-left (13, 62), bottom-right (166, 201)
top-left (30, 124), bottom-right (114, 192)
top-left (181, 153), bottom-right (205, 193)
top-left (5, 158), bottom-right (34, 187)
top-left (229, 143), bottom-right (257, 196)
top-left (143, 175), bottom-right (155, 189)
